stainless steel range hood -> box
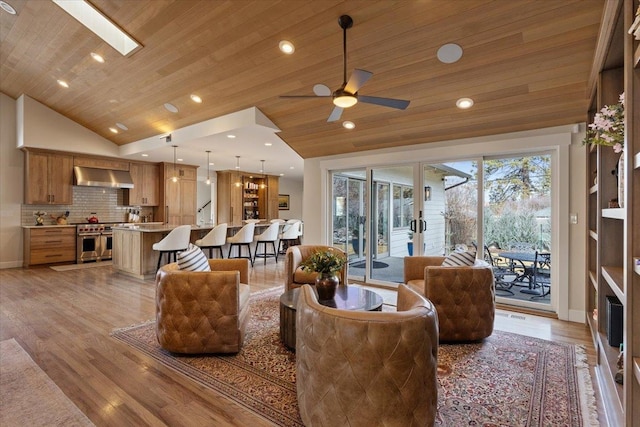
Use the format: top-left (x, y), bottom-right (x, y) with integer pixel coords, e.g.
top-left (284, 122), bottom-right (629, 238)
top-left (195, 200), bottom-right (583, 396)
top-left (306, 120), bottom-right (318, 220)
top-left (73, 166), bottom-right (134, 189)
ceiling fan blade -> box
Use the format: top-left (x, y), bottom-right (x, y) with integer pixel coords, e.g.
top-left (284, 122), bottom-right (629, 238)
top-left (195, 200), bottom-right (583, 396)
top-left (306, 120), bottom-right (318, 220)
top-left (345, 69), bottom-right (373, 93)
top-left (358, 95), bottom-right (410, 110)
top-left (280, 95), bottom-right (331, 98)
top-left (327, 106), bottom-right (344, 122)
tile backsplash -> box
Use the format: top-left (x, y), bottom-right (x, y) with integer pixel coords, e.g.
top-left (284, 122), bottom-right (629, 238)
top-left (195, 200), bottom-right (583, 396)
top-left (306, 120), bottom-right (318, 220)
top-left (21, 186), bottom-right (154, 226)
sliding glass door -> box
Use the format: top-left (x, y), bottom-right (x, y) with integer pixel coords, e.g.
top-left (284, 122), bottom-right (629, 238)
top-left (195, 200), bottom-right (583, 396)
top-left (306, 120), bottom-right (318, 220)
top-left (329, 152), bottom-right (553, 310)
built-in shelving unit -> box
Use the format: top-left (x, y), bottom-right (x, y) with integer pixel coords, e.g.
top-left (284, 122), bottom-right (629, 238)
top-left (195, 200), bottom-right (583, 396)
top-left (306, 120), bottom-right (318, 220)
top-left (586, 1), bottom-right (639, 425)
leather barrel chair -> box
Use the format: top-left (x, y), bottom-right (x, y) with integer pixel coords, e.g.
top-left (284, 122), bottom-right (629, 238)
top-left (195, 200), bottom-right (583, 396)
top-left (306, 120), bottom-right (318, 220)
top-left (155, 259), bottom-right (251, 354)
top-left (284, 245), bottom-right (347, 291)
top-left (296, 284), bottom-right (439, 427)
top-left (404, 256), bottom-right (495, 342)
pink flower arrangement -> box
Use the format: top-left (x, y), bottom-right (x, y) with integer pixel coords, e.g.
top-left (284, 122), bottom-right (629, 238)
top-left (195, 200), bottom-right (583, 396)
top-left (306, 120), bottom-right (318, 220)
top-left (583, 93), bottom-right (625, 153)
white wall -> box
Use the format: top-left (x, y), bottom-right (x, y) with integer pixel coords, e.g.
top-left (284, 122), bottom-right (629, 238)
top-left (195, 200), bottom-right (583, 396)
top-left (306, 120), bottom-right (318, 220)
top-left (17, 95), bottom-right (118, 157)
top-left (302, 125), bottom-right (587, 322)
top-left (278, 177), bottom-right (303, 220)
top-left (0, 94), bottom-right (24, 268)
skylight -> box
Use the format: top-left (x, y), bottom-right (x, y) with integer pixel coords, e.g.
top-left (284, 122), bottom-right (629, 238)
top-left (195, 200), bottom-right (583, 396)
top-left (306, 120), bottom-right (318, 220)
top-left (52, 0), bottom-right (140, 56)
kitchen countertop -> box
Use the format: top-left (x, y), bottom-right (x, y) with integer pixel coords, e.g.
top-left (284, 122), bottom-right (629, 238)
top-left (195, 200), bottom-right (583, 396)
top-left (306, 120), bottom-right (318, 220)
top-left (22, 225), bottom-right (76, 229)
top-left (113, 224), bottom-right (214, 233)
top-left (112, 222), bottom-right (272, 233)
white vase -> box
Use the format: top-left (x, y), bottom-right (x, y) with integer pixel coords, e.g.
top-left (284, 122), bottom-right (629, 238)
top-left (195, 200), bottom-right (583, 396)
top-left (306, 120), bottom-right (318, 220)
top-left (617, 152), bottom-right (625, 208)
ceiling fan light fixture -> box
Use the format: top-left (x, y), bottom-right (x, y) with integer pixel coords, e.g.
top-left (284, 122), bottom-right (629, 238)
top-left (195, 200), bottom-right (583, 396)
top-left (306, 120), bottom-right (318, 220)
top-left (333, 94), bottom-right (357, 108)
top-left (456, 97), bottom-right (474, 109)
top-left (279, 40), bottom-right (295, 54)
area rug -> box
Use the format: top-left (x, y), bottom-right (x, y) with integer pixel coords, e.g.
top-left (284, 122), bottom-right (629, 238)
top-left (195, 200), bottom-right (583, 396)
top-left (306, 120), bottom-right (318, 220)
top-left (0, 338), bottom-right (95, 427)
top-left (111, 287), bottom-right (599, 427)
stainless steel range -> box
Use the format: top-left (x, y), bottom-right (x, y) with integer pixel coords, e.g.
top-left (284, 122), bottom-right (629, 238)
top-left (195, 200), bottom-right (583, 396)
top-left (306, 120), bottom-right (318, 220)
top-left (76, 223), bottom-right (116, 263)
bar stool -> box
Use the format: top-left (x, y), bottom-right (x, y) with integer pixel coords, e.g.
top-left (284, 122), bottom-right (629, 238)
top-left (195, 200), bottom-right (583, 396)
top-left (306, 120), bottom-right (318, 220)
top-left (195, 223), bottom-right (227, 258)
top-left (278, 220), bottom-right (301, 254)
top-left (152, 225), bottom-right (191, 271)
top-left (253, 222), bottom-right (280, 264)
top-left (227, 222), bottom-right (256, 266)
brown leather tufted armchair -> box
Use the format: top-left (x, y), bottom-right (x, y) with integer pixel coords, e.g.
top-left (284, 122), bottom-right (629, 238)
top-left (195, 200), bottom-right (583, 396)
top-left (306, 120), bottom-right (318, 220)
top-left (296, 284), bottom-right (439, 427)
top-left (404, 256), bottom-right (495, 342)
top-left (155, 259), bottom-right (251, 354)
top-left (284, 245), bottom-right (348, 291)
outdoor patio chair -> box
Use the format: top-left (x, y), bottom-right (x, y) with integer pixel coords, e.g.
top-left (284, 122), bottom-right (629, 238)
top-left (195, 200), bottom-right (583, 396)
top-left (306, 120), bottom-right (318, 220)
top-left (484, 246), bottom-right (515, 295)
top-left (530, 251), bottom-right (551, 299)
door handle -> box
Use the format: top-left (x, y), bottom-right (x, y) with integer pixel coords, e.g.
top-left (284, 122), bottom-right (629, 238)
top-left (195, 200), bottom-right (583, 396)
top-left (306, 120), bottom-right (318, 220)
top-left (410, 219), bottom-right (416, 233)
top-left (419, 220), bottom-right (426, 233)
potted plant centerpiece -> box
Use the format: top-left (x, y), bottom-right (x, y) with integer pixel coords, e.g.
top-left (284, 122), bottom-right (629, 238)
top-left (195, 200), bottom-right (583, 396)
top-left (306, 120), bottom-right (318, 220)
top-left (300, 248), bottom-right (347, 301)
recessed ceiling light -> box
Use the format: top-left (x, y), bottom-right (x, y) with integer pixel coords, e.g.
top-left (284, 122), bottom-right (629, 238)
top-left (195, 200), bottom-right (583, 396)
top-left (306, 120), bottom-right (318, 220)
top-left (342, 121), bottom-right (355, 129)
top-left (0, 1), bottom-right (16, 15)
top-left (90, 52), bottom-right (105, 63)
top-left (164, 103), bottom-right (178, 113)
top-left (51, 0), bottom-right (140, 56)
top-left (437, 43), bottom-right (463, 64)
top-left (227, 134), bottom-right (236, 139)
top-left (109, 127), bottom-right (118, 133)
top-left (141, 153), bottom-right (149, 157)
top-left (209, 162), bottom-right (214, 166)
top-left (190, 94), bottom-right (202, 103)
top-left (456, 97), bottom-right (474, 109)
top-left (115, 122), bottom-right (128, 130)
top-left (279, 173), bottom-right (285, 176)
top-left (177, 158), bottom-right (183, 162)
top-left (57, 79), bottom-right (69, 88)
top-left (264, 142), bottom-right (272, 146)
top-left (289, 166), bottom-right (295, 170)
top-left (279, 40), bottom-right (295, 54)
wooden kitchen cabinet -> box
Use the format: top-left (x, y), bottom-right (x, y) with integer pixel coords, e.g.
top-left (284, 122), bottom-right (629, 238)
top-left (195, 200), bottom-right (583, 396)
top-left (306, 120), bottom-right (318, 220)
top-left (216, 170), bottom-right (279, 224)
top-left (24, 150), bottom-right (73, 205)
top-left (23, 226), bottom-right (76, 266)
top-left (126, 162), bottom-right (159, 206)
top-left (161, 163), bottom-right (197, 225)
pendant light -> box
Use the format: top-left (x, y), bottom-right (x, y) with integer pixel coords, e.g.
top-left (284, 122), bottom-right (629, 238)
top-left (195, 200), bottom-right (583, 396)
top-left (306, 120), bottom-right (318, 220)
top-left (260, 160), bottom-right (267, 189)
top-left (171, 145), bottom-right (178, 183)
top-left (234, 156), bottom-right (241, 187)
top-left (205, 150), bottom-right (211, 185)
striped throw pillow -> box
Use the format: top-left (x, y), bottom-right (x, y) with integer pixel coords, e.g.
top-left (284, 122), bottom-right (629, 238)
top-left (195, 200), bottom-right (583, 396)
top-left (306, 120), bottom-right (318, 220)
top-left (177, 244), bottom-right (211, 272)
top-left (442, 250), bottom-right (477, 267)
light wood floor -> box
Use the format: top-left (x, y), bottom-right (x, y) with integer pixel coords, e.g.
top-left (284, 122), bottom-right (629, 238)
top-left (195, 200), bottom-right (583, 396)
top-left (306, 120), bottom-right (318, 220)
top-left (0, 260), bottom-right (604, 426)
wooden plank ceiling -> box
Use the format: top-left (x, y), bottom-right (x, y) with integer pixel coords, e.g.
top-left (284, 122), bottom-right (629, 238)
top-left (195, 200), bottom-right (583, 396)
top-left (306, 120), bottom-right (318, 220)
top-left (0, 0), bottom-right (604, 159)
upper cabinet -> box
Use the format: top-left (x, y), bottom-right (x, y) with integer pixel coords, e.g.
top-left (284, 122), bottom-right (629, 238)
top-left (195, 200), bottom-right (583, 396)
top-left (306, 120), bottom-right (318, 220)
top-left (125, 162), bottom-right (159, 206)
top-left (24, 149), bottom-right (73, 205)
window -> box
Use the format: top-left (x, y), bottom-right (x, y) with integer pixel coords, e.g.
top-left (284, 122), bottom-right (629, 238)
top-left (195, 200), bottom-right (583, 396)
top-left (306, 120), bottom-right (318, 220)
top-left (393, 184), bottom-right (413, 228)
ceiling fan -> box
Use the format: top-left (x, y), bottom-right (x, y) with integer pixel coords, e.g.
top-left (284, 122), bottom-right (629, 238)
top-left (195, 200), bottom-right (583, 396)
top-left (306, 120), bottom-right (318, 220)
top-left (281, 15), bottom-right (410, 122)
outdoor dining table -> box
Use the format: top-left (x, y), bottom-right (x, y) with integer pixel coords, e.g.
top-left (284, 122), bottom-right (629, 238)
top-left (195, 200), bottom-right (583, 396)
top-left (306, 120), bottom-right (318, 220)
top-left (498, 251), bottom-right (550, 295)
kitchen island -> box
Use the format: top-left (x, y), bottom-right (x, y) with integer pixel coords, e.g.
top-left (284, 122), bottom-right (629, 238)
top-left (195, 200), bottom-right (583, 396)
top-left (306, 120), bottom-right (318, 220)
top-left (112, 223), bottom-right (271, 279)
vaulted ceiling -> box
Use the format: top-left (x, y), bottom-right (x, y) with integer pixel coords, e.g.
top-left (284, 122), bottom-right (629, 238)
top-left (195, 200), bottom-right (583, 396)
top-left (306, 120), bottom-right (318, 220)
top-left (1, 0), bottom-right (605, 163)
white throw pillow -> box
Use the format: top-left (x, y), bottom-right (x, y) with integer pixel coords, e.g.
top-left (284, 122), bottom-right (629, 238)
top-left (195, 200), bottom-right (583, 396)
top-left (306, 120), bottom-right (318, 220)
top-left (442, 250), bottom-right (477, 267)
top-left (177, 244), bottom-right (211, 272)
